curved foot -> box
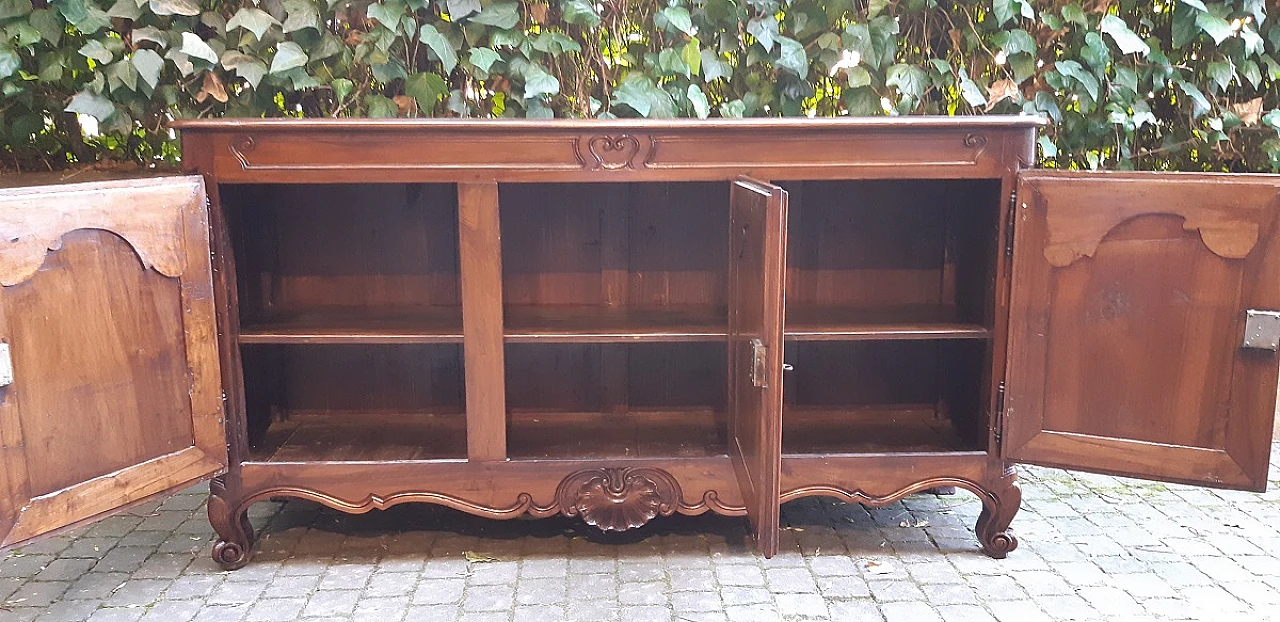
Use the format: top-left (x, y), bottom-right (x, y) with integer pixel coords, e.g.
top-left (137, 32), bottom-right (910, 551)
top-left (974, 468), bottom-right (1021, 559)
top-left (208, 478), bottom-right (255, 570)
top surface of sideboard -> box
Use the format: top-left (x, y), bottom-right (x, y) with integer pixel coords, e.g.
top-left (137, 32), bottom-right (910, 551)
top-left (173, 116), bottom-right (1043, 183)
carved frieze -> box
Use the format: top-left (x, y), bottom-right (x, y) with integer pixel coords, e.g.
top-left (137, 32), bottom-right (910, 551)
top-left (555, 466), bottom-right (682, 531)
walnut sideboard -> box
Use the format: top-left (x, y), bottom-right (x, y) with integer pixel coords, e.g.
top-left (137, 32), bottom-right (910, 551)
top-left (2, 117), bottom-right (1278, 569)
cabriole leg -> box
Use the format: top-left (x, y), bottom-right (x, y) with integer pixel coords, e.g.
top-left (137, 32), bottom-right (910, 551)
top-left (208, 477), bottom-right (254, 570)
top-left (974, 467), bottom-right (1021, 558)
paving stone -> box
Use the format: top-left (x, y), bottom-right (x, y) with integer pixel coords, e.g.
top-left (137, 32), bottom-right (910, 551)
top-left (138, 600), bottom-right (203, 622)
top-left (880, 600), bottom-right (943, 622)
top-left (303, 589), bottom-right (361, 617)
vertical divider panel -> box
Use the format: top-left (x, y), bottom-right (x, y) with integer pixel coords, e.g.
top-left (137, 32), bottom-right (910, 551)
top-left (458, 183), bottom-right (507, 462)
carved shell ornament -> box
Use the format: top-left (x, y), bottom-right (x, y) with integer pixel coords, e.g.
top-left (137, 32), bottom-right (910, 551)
top-left (555, 467), bottom-right (682, 531)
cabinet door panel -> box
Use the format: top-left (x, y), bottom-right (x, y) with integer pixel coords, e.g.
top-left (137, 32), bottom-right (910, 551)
top-left (1005, 171), bottom-right (1280, 490)
top-left (728, 176), bottom-right (787, 557)
top-left (0, 177), bottom-right (226, 549)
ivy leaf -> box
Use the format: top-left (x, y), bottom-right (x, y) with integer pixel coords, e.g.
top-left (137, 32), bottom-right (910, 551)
top-left (468, 47), bottom-right (501, 73)
top-left (1100, 15), bottom-right (1149, 55)
top-left (1241, 59), bottom-right (1262, 88)
top-left (657, 7), bottom-right (696, 36)
top-left (1113, 65), bottom-right (1139, 94)
top-left (180, 32), bottom-right (219, 65)
top-left (1206, 61), bottom-right (1233, 93)
top-left (1264, 109), bottom-right (1280, 130)
top-left (775, 36), bottom-right (808, 77)
top-left (993, 29), bottom-right (1036, 56)
top-left (0, 0), bottom-right (31, 19)
top-left (367, 2), bottom-right (405, 31)
top-left (132, 48), bottom-right (164, 88)
top-left (612, 73), bottom-right (675, 117)
top-left (868, 0), bottom-right (890, 18)
top-left (687, 84), bottom-right (710, 119)
top-left (846, 66), bottom-right (872, 88)
top-left (747, 16), bottom-right (778, 52)
top-left (149, 0), bottom-right (199, 17)
top-left (0, 46), bottom-right (19, 79)
top-left (222, 51), bottom-right (267, 88)
top-left (1179, 0), bottom-right (1208, 11)
top-left (418, 23), bottom-right (458, 74)
top-left (367, 95), bottom-right (399, 117)
top-left (887, 63), bottom-right (927, 101)
top-left (226, 8), bottom-right (280, 40)
top-left (532, 32), bottom-right (581, 55)
top-left (331, 78), bottom-right (354, 101)
top-left (1061, 3), bottom-right (1087, 27)
top-left (702, 49), bottom-right (727, 81)
top-left (1176, 80), bottom-right (1212, 117)
top-left (132, 26), bottom-right (169, 48)
top-left (107, 0), bottom-right (142, 20)
top-left (1038, 135), bottom-right (1058, 158)
top-left (29, 9), bottom-right (63, 45)
top-left (993, 0), bottom-right (1016, 26)
top-left (405, 72), bottom-right (447, 113)
top-left (269, 41), bottom-right (308, 74)
top-left (79, 40), bottom-right (115, 64)
top-left (1056, 60), bottom-right (1099, 102)
top-left (959, 77), bottom-right (986, 107)
top-left (472, 2), bottom-right (520, 29)
top-left (282, 0), bottom-right (320, 33)
top-left (561, 0), bottom-right (600, 27)
top-left (1195, 11), bottom-right (1233, 45)
top-left (446, 0), bottom-right (481, 19)
top-left (522, 64), bottom-right (559, 99)
top-left (681, 40), bottom-right (702, 76)
top-left (65, 90), bottom-right (116, 121)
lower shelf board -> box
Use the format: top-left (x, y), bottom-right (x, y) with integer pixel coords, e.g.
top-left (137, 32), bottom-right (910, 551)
top-left (247, 406), bottom-right (980, 463)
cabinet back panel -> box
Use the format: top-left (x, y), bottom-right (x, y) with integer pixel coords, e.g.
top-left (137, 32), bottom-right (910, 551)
top-left (504, 343), bottom-right (725, 412)
top-left (783, 341), bottom-right (940, 406)
top-left (499, 183), bottom-right (728, 309)
top-left (2, 231), bottom-right (195, 495)
top-left (780, 179), bottom-right (999, 324)
top-left (223, 184), bottom-right (460, 319)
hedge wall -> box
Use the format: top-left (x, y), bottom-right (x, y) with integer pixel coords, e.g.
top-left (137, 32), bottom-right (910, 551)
top-left (1, 0), bottom-right (1278, 172)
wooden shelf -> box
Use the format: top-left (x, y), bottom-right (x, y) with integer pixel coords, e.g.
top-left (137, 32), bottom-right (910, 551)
top-left (239, 308), bottom-right (463, 344)
top-left (249, 411), bottom-right (467, 462)
top-left (246, 405), bottom-right (975, 463)
top-left (785, 306), bottom-right (990, 341)
top-left (504, 306), bottom-right (726, 343)
top-left (237, 305), bottom-right (988, 345)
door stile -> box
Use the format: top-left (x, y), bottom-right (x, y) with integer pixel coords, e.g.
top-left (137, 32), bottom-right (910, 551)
top-left (727, 176), bottom-right (788, 557)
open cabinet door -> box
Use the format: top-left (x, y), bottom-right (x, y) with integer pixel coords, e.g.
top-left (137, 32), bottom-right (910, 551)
top-left (0, 177), bottom-right (227, 550)
top-left (727, 176), bottom-right (788, 557)
top-left (1005, 171), bottom-right (1280, 491)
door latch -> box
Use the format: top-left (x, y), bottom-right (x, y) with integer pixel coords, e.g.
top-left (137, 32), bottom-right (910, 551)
top-left (1242, 310), bottom-right (1280, 351)
top-left (750, 339), bottom-right (767, 388)
top-left (0, 343), bottom-right (12, 387)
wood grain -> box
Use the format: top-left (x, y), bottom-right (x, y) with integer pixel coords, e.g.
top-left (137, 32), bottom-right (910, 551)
top-left (458, 183), bottom-right (507, 462)
top-left (0, 176), bottom-right (225, 550)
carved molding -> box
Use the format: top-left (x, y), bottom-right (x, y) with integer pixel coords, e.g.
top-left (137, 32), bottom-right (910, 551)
top-left (1034, 183), bottom-right (1270, 268)
top-left (0, 182), bottom-right (197, 287)
top-left (573, 134), bottom-right (656, 171)
top-left (555, 467), bottom-right (682, 531)
top-left (229, 135), bottom-right (256, 169)
top-left (780, 473), bottom-right (1021, 558)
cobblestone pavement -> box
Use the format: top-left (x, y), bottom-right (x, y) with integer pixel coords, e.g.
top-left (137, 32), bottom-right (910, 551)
top-left (3, 445), bottom-right (1280, 622)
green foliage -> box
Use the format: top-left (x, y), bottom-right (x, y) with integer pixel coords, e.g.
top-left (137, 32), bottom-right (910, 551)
top-left (2, 0), bottom-right (1279, 171)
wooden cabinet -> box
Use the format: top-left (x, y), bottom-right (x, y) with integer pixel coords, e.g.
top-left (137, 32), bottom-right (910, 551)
top-left (1, 118), bottom-right (1277, 569)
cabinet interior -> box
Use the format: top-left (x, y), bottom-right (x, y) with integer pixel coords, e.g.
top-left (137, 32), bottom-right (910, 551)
top-left (224, 178), bottom-right (999, 462)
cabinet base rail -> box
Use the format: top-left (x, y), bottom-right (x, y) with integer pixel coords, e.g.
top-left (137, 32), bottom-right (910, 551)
top-left (206, 455), bottom-right (1019, 569)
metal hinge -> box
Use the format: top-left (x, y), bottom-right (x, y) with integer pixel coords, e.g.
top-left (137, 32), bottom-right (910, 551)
top-left (993, 381), bottom-right (1006, 447)
top-left (1242, 310), bottom-right (1280, 351)
top-left (1005, 191), bottom-right (1017, 258)
top-left (0, 343), bottom-right (12, 388)
top-left (750, 339), bottom-right (768, 388)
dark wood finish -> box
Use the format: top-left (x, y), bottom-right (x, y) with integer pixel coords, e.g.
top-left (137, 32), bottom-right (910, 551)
top-left (459, 183), bottom-right (507, 462)
top-left (0, 177), bottom-right (226, 550)
top-left (1006, 172), bottom-right (1280, 491)
top-left (727, 177), bottom-right (788, 558)
top-left (16, 118), bottom-right (1272, 567)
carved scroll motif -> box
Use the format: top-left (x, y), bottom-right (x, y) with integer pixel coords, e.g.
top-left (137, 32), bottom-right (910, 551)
top-left (555, 467), bottom-right (682, 531)
top-left (574, 134), bottom-right (655, 171)
top-left (229, 135), bottom-right (256, 169)
top-left (0, 181), bottom-right (198, 287)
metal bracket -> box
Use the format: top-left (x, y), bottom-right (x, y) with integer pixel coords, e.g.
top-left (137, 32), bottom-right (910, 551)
top-left (1242, 310), bottom-right (1280, 350)
top-left (0, 343), bottom-right (11, 387)
top-left (750, 339), bottom-right (767, 388)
